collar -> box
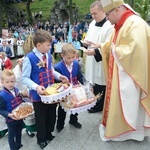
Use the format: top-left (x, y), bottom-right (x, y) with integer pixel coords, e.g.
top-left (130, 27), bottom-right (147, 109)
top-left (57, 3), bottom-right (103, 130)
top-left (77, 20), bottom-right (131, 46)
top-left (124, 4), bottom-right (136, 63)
top-left (113, 10), bottom-right (134, 43)
top-left (63, 60), bottom-right (73, 71)
top-left (114, 10), bottom-right (134, 34)
top-left (4, 87), bottom-right (14, 93)
top-left (95, 17), bottom-right (107, 27)
top-left (33, 47), bottom-right (47, 61)
top-left (65, 62), bottom-right (73, 69)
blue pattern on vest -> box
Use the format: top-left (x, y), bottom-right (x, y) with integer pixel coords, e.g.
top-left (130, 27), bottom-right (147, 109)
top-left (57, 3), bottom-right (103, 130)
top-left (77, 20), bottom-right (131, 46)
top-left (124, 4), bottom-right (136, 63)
top-left (27, 52), bottom-right (54, 102)
top-left (54, 60), bottom-right (79, 85)
top-left (0, 87), bottom-right (22, 122)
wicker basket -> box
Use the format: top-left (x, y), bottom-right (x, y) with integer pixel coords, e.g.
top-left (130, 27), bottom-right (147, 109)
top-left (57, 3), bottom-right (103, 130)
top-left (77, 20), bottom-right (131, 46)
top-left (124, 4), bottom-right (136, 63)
top-left (40, 84), bottom-right (72, 104)
top-left (12, 102), bottom-right (34, 119)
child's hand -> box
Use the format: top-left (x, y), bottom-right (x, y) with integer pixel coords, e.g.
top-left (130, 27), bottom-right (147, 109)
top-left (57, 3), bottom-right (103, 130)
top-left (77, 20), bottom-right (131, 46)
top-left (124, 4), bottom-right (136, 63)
top-left (20, 90), bottom-right (29, 97)
top-left (36, 85), bottom-right (45, 95)
top-left (60, 75), bottom-right (69, 84)
top-left (8, 113), bottom-right (21, 120)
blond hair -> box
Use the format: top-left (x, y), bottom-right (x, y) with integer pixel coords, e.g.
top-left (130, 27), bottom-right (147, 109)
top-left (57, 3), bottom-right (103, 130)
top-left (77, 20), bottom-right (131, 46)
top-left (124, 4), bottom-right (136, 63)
top-left (33, 30), bottom-right (52, 47)
top-left (0, 52), bottom-right (6, 57)
top-left (22, 35), bottom-right (34, 55)
top-left (1, 69), bottom-right (15, 81)
top-left (90, 0), bottom-right (102, 10)
top-left (61, 43), bottom-right (76, 55)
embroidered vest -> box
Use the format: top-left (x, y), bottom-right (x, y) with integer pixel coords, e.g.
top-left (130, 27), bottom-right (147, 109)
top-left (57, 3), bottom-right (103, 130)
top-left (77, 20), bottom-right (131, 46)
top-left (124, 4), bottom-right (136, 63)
top-left (54, 60), bottom-right (79, 85)
top-left (27, 52), bottom-right (54, 102)
top-left (0, 87), bottom-right (22, 122)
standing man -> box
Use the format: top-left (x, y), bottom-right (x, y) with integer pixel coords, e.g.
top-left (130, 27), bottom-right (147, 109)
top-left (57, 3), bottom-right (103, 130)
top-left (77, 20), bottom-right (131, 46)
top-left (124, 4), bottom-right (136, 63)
top-left (92, 0), bottom-right (150, 141)
top-left (83, 0), bottom-right (113, 113)
top-left (0, 40), bottom-right (12, 58)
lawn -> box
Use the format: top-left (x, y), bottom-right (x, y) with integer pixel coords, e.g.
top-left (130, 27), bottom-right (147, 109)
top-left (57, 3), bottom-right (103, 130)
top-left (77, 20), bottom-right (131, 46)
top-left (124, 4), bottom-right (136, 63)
top-left (11, 0), bottom-right (95, 21)
top-left (11, 0), bottom-right (142, 21)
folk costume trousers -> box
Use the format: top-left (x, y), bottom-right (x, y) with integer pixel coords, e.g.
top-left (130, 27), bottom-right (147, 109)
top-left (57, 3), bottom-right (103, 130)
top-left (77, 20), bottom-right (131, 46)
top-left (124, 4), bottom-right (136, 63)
top-left (33, 102), bottom-right (57, 143)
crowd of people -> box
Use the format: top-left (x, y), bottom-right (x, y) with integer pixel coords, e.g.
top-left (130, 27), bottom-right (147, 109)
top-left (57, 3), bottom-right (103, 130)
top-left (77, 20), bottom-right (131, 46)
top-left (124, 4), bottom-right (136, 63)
top-left (1, 0), bottom-right (150, 149)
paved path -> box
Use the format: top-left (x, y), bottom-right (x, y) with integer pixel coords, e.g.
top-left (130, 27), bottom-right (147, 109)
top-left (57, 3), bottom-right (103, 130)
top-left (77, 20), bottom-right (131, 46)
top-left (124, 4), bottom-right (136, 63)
top-left (0, 111), bottom-right (150, 150)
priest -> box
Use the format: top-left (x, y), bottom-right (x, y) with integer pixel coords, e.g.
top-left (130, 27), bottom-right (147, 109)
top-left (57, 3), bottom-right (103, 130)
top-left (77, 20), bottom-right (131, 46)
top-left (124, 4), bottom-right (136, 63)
top-left (90, 0), bottom-right (150, 141)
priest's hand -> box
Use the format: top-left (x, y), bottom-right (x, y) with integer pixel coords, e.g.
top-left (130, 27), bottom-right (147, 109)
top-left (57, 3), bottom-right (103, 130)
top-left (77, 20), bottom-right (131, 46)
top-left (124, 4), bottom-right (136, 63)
top-left (86, 41), bottom-right (101, 49)
top-left (84, 49), bottom-right (95, 56)
top-left (80, 47), bottom-right (95, 56)
top-left (80, 40), bottom-right (91, 47)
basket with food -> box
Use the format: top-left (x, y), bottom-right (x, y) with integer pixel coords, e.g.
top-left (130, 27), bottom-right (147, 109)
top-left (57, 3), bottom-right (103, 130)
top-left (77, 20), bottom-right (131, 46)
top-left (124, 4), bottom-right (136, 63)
top-left (60, 84), bottom-right (102, 114)
top-left (12, 102), bottom-right (34, 119)
top-left (40, 83), bottom-right (72, 104)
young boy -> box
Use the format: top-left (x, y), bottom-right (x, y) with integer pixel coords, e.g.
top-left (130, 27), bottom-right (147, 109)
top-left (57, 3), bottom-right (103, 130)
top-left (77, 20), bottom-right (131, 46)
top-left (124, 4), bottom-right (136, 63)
top-left (54, 43), bottom-right (85, 132)
top-left (21, 30), bottom-right (68, 149)
top-left (0, 69), bottom-right (25, 150)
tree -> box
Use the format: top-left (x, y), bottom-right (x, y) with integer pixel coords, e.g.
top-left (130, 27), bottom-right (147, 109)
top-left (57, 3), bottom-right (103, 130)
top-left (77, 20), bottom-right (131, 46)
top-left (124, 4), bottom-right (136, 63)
top-left (128, 0), bottom-right (134, 7)
top-left (135, 0), bottom-right (150, 20)
top-left (0, 0), bottom-right (4, 38)
top-left (26, 0), bottom-right (33, 24)
top-left (69, 0), bottom-right (73, 24)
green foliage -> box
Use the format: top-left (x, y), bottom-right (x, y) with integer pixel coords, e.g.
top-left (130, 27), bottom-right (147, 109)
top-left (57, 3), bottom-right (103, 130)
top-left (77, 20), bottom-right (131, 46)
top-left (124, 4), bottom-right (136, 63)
top-left (11, 0), bottom-right (149, 22)
top-left (12, 0), bottom-right (95, 21)
top-left (135, 0), bottom-right (150, 20)
top-left (12, 0), bottom-right (55, 20)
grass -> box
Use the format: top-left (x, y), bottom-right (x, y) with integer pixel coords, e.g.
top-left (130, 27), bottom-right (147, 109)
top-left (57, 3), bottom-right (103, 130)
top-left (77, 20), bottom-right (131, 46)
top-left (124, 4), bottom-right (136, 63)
top-left (10, 0), bottom-right (145, 22)
top-left (11, 0), bottom-right (95, 21)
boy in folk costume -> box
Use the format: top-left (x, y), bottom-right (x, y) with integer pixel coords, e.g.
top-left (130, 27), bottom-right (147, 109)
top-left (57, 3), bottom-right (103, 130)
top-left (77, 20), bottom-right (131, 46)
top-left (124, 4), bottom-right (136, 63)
top-left (0, 69), bottom-right (28, 150)
top-left (55, 43), bottom-right (85, 132)
top-left (90, 0), bottom-right (150, 141)
top-left (22, 30), bottom-right (68, 149)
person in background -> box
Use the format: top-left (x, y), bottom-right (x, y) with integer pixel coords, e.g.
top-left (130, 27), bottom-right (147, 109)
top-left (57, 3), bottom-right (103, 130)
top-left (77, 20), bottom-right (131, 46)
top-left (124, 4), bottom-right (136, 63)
top-left (0, 52), bottom-right (13, 69)
top-left (50, 35), bottom-right (57, 55)
top-left (55, 43), bottom-right (85, 132)
top-left (90, 0), bottom-right (150, 141)
top-left (22, 30), bottom-right (69, 149)
top-left (7, 34), bottom-right (15, 58)
top-left (83, 0), bottom-right (113, 113)
top-left (16, 37), bottom-right (24, 57)
top-left (13, 57), bottom-right (36, 138)
top-left (22, 34), bottom-right (34, 55)
top-left (0, 69), bottom-right (28, 150)
top-left (0, 40), bottom-right (12, 58)
top-left (76, 50), bottom-right (84, 74)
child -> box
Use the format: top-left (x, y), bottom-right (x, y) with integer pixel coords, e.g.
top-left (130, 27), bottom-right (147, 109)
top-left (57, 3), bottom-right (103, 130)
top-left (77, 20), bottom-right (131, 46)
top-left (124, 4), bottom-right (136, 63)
top-left (17, 35), bottom-right (36, 137)
top-left (22, 34), bottom-right (34, 55)
top-left (54, 43), bottom-right (85, 132)
top-left (0, 69), bottom-right (26, 150)
top-left (0, 52), bottom-right (13, 69)
top-left (13, 57), bottom-right (36, 138)
top-left (21, 30), bottom-right (69, 149)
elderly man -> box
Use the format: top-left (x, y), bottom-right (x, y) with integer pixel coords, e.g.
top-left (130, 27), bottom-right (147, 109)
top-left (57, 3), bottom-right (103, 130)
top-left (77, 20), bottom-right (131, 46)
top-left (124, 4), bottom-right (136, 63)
top-left (91, 0), bottom-right (150, 141)
top-left (83, 0), bottom-right (113, 113)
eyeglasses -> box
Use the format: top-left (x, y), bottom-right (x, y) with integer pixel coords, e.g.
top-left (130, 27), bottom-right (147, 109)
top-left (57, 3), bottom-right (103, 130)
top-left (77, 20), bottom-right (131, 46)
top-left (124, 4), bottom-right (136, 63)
top-left (106, 8), bottom-right (115, 16)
